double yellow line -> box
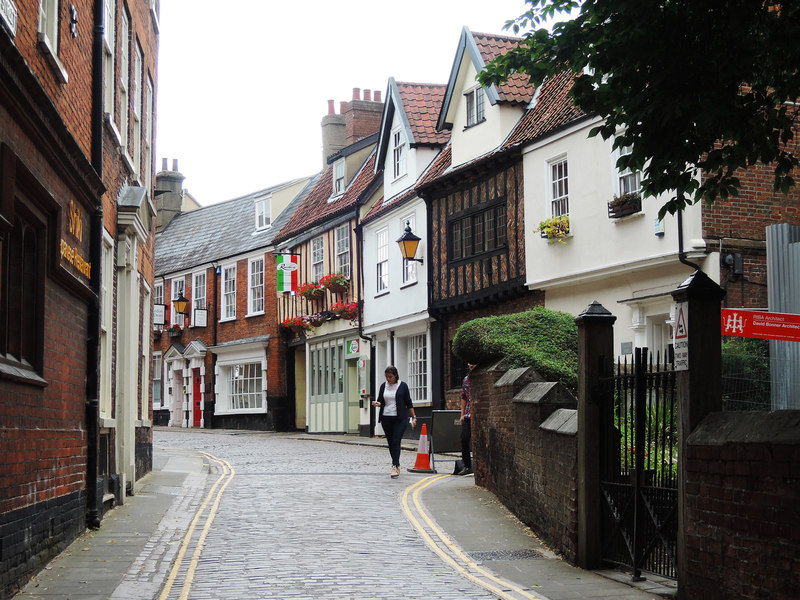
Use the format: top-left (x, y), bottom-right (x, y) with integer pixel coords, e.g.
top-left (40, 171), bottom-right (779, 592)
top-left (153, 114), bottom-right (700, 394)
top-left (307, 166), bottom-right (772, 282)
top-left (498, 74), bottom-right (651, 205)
top-left (402, 475), bottom-right (548, 600)
top-left (158, 451), bottom-right (235, 600)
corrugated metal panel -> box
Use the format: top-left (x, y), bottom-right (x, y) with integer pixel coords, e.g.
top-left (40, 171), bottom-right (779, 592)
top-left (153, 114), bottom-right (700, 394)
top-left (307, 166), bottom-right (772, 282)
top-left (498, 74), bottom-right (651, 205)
top-left (766, 224), bottom-right (800, 409)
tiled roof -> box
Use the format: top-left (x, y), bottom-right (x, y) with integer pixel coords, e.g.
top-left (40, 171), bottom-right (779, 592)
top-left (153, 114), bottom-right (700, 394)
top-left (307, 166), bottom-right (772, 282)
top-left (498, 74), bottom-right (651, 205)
top-left (396, 82), bottom-right (449, 146)
top-left (362, 186), bottom-right (418, 225)
top-left (155, 177), bottom-right (314, 275)
top-left (274, 151), bottom-right (378, 245)
top-left (503, 71), bottom-right (587, 149)
top-left (472, 31), bottom-right (535, 105)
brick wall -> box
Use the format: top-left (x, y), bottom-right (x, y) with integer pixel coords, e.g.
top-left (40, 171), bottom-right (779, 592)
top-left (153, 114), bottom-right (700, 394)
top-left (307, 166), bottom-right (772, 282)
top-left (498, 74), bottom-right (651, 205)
top-left (471, 363), bottom-right (579, 561)
top-left (684, 411), bottom-right (800, 600)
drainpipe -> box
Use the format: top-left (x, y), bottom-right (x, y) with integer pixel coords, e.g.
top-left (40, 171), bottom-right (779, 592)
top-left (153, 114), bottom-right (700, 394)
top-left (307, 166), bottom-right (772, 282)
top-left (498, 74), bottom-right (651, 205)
top-left (85, 0), bottom-right (105, 529)
top-left (676, 191), bottom-right (702, 272)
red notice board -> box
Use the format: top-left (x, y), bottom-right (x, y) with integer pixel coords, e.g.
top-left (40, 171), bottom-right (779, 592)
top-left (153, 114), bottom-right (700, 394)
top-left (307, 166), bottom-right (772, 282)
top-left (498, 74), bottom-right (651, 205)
top-left (721, 309), bottom-right (800, 343)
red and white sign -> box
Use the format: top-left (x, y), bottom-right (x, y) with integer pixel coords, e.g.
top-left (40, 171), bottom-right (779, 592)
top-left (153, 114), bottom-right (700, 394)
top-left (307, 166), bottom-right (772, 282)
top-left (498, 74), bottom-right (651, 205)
top-left (721, 309), bottom-right (800, 343)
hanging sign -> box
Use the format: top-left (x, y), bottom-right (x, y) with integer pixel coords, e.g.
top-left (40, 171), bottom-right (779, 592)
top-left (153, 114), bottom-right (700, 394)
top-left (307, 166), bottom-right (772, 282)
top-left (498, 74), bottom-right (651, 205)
top-left (673, 302), bottom-right (689, 371)
top-left (276, 254), bottom-right (299, 292)
top-left (721, 309), bottom-right (800, 343)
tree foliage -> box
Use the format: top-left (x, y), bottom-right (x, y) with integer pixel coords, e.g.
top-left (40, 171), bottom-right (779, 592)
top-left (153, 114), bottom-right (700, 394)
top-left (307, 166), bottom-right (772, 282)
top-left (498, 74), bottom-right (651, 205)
top-left (478, 0), bottom-right (800, 217)
top-left (452, 307), bottom-right (578, 388)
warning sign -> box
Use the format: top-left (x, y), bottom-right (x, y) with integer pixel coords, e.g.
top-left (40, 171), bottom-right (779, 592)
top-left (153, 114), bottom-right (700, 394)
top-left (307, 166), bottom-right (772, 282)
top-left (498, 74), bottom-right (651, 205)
top-left (674, 302), bottom-right (688, 371)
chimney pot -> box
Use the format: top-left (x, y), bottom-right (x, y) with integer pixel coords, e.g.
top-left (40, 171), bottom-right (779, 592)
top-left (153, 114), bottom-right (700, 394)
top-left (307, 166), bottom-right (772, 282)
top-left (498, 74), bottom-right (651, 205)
top-left (374, 90), bottom-right (382, 103)
top-left (161, 157), bottom-right (168, 171)
top-left (340, 101), bottom-right (347, 114)
top-left (172, 159), bottom-right (179, 171)
top-left (352, 87), bottom-right (361, 100)
top-left (364, 89), bottom-right (371, 101)
top-left (327, 99), bottom-right (335, 114)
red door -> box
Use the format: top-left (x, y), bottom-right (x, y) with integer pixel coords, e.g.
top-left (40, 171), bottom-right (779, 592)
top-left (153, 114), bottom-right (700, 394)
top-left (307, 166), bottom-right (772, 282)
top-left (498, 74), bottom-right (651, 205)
top-left (193, 369), bottom-right (202, 427)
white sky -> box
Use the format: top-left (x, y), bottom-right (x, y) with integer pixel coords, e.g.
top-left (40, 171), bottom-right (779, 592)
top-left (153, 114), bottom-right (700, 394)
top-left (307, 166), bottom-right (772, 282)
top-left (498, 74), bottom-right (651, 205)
top-left (155, 1), bottom-right (530, 206)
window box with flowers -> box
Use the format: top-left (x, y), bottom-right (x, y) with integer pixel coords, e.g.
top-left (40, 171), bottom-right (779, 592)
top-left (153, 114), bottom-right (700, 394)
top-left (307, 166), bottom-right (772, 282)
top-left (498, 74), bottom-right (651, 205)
top-left (298, 282), bottom-right (324, 301)
top-left (330, 300), bottom-right (359, 322)
top-left (537, 215), bottom-right (570, 244)
top-left (166, 324), bottom-right (183, 338)
top-left (307, 313), bottom-right (325, 327)
top-left (319, 272), bottom-right (350, 294)
top-left (608, 192), bottom-right (642, 219)
top-left (281, 316), bottom-right (311, 334)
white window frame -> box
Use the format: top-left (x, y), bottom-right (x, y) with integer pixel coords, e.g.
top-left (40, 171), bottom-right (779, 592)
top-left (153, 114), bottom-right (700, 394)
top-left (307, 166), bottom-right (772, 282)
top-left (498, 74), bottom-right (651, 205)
top-left (119, 10), bottom-right (130, 152)
top-left (103, 0), bottom-right (115, 115)
top-left (152, 351), bottom-right (163, 409)
top-left (132, 41), bottom-right (143, 179)
top-left (332, 159), bottom-right (345, 197)
top-left (139, 284), bottom-right (151, 420)
top-left (145, 76), bottom-right (154, 192)
top-left (170, 278), bottom-right (185, 326)
top-left (38, 0), bottom-right (59, 55)
top-left (153, 280), bottom-right (163, 330)
top-left (248, 257), bottom-right (265, 316)
top-left (335, 224), bottom-right (351, 278)
top-left (221, 264), bottom-right (236, 321)
top-left (401, 215), bottom-right (417, 284)
top-left (255, 196), bottom-right (270, 230)
top-left (616, 143), bottom-right (642, 196)
top-left (376, 227), bottom-right (389, 294)
top-left (548, 156), bottom-right (569, 218)
top-left (99, 233), bottom-right (114, 418)
top-left (465, 86), bottom-right (485, 128)
top-left (392, 127), bottom-right (407, 180)
top-left (407, 334), bottom-right (428, 404)
top-left (311, 236), bottom-right (324, 283)
top-left (192, 271), bottom-right (206, 326)
top-left (214, 348), bottom-right (268, 415)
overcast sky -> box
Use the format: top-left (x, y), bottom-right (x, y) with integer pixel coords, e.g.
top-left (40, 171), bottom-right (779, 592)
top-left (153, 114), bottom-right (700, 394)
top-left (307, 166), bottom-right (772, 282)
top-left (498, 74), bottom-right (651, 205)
top-left (155, 1), bottom-right (530, 206)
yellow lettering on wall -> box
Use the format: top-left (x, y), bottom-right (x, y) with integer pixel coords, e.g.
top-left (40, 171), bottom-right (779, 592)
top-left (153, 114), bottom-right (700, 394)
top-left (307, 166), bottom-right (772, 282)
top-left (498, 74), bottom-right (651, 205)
top-left (60, 237), bottom-right (91, 279)
top-left (67, 200), bottom-right (83, 242)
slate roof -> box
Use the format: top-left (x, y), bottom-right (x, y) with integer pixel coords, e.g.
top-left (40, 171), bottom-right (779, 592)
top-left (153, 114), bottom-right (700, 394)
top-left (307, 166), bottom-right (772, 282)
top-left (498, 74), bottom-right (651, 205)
top-left (155, 176), bottom-right (317, 275)
top-left (274, 151), bottom-right (379, 245)
top-left (503, 71), bottom-right (587, 150)
top-left (471, 31), bottom-right (535, 105)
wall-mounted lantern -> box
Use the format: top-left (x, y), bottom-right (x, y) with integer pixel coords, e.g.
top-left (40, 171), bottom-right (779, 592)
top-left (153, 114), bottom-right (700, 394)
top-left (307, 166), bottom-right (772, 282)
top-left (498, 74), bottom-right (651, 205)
top-left (172, 292), bottom-right (190, 316)
top-left (396, 221), bottom-right (423, 264)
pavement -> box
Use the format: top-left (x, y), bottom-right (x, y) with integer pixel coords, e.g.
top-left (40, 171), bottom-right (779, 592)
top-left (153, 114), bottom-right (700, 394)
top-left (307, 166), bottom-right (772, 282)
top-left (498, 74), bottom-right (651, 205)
top-left (14, 429), bottom-right (677, 600)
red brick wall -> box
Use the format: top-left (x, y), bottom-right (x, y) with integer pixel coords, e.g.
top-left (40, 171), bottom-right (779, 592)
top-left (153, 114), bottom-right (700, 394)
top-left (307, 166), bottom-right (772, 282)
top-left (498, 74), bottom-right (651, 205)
top-left (684, 412), bottom-right (800, 600)
top-left (471, 364), bottom-right (579, 562)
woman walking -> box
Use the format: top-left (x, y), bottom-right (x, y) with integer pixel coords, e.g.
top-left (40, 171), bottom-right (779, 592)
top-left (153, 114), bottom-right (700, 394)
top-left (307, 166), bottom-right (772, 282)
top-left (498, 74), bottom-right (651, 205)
top-left (372, 366), bottom-right (417, 478)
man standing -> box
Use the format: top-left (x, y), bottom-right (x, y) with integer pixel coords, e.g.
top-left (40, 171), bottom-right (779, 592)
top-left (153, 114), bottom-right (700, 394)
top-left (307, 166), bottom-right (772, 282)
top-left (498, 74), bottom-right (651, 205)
top-left (459, 363), bottom-right (476, 476)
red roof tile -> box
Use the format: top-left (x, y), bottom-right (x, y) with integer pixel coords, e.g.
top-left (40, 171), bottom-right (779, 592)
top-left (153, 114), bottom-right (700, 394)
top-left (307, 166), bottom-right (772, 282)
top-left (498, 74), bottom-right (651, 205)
top-left (503, 71), bottom-right (586, 149)
top-left (275, 152), bottom-right (378, 244)
top-left (472, 31), bottom-right (535, 105)
top-left (396, 83), bottom-right (449, 146)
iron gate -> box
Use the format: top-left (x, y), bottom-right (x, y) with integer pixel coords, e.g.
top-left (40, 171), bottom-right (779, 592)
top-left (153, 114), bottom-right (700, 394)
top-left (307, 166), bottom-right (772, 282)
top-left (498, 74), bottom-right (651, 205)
top-left (600, 347), bottom-right (678, 580)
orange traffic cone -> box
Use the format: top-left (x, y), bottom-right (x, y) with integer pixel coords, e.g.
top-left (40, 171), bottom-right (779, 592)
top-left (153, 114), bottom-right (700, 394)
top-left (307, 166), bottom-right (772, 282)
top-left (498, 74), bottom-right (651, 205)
top-left (408, 423), bottom-right (436, 473)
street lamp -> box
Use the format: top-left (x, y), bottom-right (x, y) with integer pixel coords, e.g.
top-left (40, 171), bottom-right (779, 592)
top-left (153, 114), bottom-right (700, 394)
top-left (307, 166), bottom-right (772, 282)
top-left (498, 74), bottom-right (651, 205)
top-left (172, 292), bottom-right (190, 316)
top-left (396, 221), bottom-right (423, 264)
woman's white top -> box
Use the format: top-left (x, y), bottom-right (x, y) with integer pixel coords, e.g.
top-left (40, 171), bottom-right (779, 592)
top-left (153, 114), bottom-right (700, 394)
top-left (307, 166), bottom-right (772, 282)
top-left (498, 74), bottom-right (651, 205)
top-left (382, 381), bottom-right (401, 416)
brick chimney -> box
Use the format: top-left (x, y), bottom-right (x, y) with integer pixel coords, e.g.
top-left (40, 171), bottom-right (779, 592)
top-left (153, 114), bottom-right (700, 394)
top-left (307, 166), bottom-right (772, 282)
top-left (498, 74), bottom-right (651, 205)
top-left (154, 158), bottom-right (186, 232)
top-left (345, 87), bottom-right (383, 146)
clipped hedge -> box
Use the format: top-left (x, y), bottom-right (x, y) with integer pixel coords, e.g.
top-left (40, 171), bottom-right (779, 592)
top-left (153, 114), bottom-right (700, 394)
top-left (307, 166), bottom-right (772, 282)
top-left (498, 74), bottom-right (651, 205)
top-left (452, 306), bottom-right (578, 389)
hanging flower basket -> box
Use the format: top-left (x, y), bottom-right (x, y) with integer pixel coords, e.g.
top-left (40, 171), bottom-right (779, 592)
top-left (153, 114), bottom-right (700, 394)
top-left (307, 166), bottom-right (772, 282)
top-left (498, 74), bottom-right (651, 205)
top-left (308, 313), bottom-right (325, 327)
top-left (281, 316), bottom-right (311, 334)
top-left (537, 215), bottom-right (570, 244)
top-left (608, 192), bottom-right (642, 219)
top-left (298, 282), bottom-right (324, 301)
top-left (319, 273), bottom-right (350, 294)
top-left (330, 300), bottom-right (359, 322)
top-left (166, 324), bottom-right (182, 337)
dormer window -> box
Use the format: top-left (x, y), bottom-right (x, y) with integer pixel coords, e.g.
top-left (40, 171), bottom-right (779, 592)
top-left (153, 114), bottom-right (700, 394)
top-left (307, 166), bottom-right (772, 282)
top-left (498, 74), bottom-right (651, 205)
top-left (392, 128), bottom-right (407, 180)
top-left (333, 159), bottom-right (345, 196)
top-left (255, 197), bottom-right (270, 230)
top-left (465, 86), bottom-right (485, 128)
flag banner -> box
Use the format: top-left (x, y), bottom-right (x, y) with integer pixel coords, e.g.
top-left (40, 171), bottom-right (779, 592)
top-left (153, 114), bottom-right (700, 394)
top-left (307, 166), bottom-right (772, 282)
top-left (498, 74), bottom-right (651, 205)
top-left (276, 254), bottom-right (299, 292)
top-left (721, 309), bottom-right (800, 343)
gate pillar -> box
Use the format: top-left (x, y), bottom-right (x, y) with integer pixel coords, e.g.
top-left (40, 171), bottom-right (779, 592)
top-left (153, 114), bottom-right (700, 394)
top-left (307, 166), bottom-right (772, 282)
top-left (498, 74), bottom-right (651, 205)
top-left (671, 271), bottom-right (725, 598)
top-left (575, 301), bottom-right (616, 569)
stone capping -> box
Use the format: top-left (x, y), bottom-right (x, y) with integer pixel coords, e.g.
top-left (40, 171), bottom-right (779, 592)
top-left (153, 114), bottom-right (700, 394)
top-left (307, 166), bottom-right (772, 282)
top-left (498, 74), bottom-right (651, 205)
top-left (540, 408), bottom-right (578, 435)
top-left (687, 410), bottom-right (800, 445)
top-left (493, 364), bottom-right (546, 388)
top-left (513, 381), bottom-right (577, 406)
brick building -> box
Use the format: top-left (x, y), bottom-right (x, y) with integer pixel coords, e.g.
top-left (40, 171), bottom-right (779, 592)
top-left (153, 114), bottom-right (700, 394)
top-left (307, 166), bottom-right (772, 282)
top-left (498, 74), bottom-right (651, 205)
top-left (153, 168), bottom-right (314, 431)
top-left (0, 1), bottom-right (159, 596)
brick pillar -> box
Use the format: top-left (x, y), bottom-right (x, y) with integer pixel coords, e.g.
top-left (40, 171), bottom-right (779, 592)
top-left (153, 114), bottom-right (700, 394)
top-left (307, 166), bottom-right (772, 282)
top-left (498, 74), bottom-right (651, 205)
top-left (575, 301), bottom-right (616, 569)
top-left (671, 270), bottom-right (725, 598)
